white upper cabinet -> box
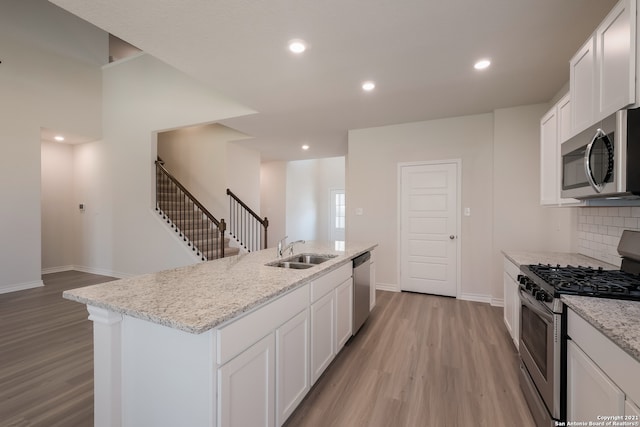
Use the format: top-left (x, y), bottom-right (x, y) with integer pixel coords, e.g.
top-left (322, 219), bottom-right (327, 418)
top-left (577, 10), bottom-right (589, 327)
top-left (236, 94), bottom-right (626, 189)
top-left (570, 37), bottom-right (597, 134)
top-left (557, 92), bottom-right (573, 143)
top-left (570, 0), bottom-right (636, 134)
top-left (597, 0), bottom-right (636, 120)
top-left (540, 105), bottom-right (559, 206)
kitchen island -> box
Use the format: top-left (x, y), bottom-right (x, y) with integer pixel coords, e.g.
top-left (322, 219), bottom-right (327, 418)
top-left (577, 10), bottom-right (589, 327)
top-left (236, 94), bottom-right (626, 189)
top-left (64, 241), bottom-right (376, 427)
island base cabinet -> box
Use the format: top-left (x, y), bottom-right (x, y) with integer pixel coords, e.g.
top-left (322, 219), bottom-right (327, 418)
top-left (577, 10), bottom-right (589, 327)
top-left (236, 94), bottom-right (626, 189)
top-left (335, 278), bottom-right (353, 353)
top-left (276, 309), bottom-right (310, 426)
top-left (311, 291), bottom-right (336, 383)
top-left (119, 314), bottom-right (215, 427)
top-left (218, 334), bottom-right (275, 427)
top-left (567, 340), bottom-right (625, 422)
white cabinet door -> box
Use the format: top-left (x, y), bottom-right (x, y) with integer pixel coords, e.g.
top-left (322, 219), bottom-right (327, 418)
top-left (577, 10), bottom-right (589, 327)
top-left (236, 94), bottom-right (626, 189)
top-left (567, 340), bottom-right (625, 422)
top-left (558, 92), bottom-right (573, 143)
top-left (597, 0), bottom-right (636, 120)
top-left (335, 278), bottom-right (353, 352)
top-left (503, 271), bottom-right (515, 339)
top-left (502, 257), bottom-right (520, 350)
top-left (626, 399), bottom-right (640, 417)
top-left (370, 250), bottom-right (376, 310)
top-left (310, 291), bottom-right (335, 384)
top-left (571, 37), bottom-right (596, 134)
top-left (276, 309), bottom-right (309, 426)
top-left (540, 106), bottom-right (559, 205)
top-left (219, 334), bottom-right (275, 427)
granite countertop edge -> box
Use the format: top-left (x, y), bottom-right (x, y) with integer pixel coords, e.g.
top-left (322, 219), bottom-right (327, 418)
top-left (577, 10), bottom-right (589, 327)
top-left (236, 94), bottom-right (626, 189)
top-left (63, 241), bottom-right (377, 334)
top-left (561, 295), bottom-right (640, 363)
top-left (502, 250), bottom-right (619, 270)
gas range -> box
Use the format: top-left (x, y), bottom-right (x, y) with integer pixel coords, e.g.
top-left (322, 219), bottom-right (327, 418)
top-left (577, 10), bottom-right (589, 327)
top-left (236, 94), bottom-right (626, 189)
top-left (517, 230), bottom-right (640, 427)
top-left (518, 230), bottom-right (640, 314)
top-left (521, 263), bottom-right (640, 300)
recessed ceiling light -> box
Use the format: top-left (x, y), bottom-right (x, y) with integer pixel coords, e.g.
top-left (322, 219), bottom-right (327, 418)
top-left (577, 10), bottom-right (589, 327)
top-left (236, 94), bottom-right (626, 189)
top-left (362, 81), bottom-right (376, 91)
top-left (288, 39), bottom-right (307, 54)
top-left (302, 144), bottom-right (310, 150)
top-left (474, 59), bottom-right (491, 70)
top-left (54, 135), bottom-right (65, 142)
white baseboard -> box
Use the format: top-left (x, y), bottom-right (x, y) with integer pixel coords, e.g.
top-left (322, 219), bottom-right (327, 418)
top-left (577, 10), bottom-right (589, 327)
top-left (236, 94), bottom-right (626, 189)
top-left (0, 279), bottom-right (44, 294)
top-left (491, 298), bottom-right (505, 307)
top-left (41, 265), bottom-right (131, 279)
top-left (457, 292), bottom-right (493, 305)
top-left (41, 265), bottom-right (75, 274)
top-left (376, 282), bottom-right (399, 292)
top-left (73, 265), bottom-right (133, 279)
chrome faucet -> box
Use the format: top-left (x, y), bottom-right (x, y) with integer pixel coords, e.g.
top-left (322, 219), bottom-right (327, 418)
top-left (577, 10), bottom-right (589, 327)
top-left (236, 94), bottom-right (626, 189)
top-left (277, 236), bottom-right (305, 257)
top-left (277, 236), bottom-right (288, 258)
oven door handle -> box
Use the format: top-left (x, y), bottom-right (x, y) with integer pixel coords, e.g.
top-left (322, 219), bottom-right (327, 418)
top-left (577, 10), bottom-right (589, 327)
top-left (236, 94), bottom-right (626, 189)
top-left (519, 288), bottom-right (554, 324)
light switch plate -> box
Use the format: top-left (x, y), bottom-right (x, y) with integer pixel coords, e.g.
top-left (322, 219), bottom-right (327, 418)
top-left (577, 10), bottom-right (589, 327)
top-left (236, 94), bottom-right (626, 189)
top-left (355, 208), bottom-right (364, 216)
top-left (464, 207), bottom-right (471, 216)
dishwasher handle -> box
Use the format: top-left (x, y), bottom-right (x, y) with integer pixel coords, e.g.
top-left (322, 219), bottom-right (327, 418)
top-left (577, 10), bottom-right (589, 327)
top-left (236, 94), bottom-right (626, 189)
top-left (353, 252), bottom-right (371, 268)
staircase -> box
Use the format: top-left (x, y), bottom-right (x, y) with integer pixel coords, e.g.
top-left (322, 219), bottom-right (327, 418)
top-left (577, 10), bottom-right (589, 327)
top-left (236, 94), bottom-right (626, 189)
top-left (155, 159), bottom-right (239, 261)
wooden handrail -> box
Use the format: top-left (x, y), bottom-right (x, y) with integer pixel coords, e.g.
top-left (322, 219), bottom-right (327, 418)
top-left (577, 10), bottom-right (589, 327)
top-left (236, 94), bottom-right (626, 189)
top-left (226, 189), bottom-right (268, 227)
top-left (227, 188), bottom-right (269, 251)
top-left (157, 160), bottom-right (221, 227)
top-left (155, 158), bottom-right (225, 259)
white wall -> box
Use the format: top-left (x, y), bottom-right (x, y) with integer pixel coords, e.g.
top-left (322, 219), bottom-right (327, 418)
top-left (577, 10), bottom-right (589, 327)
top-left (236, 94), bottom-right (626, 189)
top-left (227, 142), bottom-right (262, 214)
top-left (492, 104), bottom-right (576, 301)
top-left (348, 114), bottom-right (495, 298)
top-left (260, 161), bottom-right (287, 248)
top-left (0, 1), bottom-right (106, 292)
top-left (41, 140), bottom-right (75, 271)
top-left (286, 157), bottom-right (345, 242)
top-left (89, 53), bottom-right (256, 276)
top-left (157, 124), bottom-right (258, 220)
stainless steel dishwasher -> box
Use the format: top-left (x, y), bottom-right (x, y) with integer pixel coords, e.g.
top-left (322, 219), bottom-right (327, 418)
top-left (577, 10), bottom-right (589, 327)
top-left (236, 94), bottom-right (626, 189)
top-left (352, 251), bottom-right (371, 335)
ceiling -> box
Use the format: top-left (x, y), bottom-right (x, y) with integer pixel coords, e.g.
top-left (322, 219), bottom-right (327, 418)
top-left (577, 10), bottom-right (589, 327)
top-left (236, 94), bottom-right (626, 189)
top-left (49, 0), bottom-right (617, 161)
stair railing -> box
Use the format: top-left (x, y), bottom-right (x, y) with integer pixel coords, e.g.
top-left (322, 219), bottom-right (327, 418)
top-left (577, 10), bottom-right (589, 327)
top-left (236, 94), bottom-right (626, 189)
top-left (227, 188), bottom-right (269, 252)
top-left (156, 158), bottom-right (225, 260)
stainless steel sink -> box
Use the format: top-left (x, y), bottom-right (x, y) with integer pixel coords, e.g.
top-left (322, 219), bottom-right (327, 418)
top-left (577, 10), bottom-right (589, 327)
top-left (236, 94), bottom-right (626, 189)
top-left (287, 253), bottom-right (338, 264)
top-left (266, 253), bottom-right (338, 269)
top-left (267, 261), bottom-right (314, 269)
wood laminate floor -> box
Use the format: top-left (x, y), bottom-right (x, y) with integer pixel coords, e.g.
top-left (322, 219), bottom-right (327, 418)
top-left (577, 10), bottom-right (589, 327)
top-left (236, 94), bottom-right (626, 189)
top-left (285, 291), bottom-right (535, 427)
top-left (0, 271), bottom-right (116, 427)
top-left (0, 272), bottom-right (534, 427)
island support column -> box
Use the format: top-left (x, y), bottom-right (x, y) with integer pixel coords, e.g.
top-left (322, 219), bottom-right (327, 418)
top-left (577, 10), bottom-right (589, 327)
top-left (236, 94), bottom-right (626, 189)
top-left (88, 305), bottom-right (123, 427)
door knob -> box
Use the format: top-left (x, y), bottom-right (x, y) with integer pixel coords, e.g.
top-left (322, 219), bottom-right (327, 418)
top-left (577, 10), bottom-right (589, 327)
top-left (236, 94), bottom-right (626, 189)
top-left (449, 235), bottom-right (455, 240)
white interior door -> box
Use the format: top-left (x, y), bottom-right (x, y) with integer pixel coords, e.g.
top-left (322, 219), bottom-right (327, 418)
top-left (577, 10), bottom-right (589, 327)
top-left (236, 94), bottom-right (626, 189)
top-left (400, 162), bottom-right (458, 297)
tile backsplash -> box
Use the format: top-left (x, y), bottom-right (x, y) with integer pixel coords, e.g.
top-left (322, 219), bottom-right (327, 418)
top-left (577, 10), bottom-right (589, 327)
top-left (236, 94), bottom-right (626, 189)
top-left (577, 207), bottom-right (640, 267)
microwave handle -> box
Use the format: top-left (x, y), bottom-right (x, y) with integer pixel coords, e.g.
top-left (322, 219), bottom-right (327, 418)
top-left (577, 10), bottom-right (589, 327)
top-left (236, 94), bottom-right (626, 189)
top-left (584, 128), bottom-right (609, 193)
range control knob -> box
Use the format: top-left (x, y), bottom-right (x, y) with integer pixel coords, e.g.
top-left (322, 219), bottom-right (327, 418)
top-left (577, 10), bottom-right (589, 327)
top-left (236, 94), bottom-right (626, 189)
top-left (535, 290), bottom-right (550, 302)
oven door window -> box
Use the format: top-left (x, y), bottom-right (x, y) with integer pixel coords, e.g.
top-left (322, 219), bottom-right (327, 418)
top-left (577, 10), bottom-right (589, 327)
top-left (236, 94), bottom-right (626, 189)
top-left (563, 146), bottom-right (588, 190)
top-left (521, 304), bottom-right (548, 378)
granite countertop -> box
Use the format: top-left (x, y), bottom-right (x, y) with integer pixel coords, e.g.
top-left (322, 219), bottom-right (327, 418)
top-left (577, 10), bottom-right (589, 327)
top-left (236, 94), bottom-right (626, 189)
top-left (64, 241), bottom-right (376, 334)
top-left (562, 295), bottom-right (640, 363)
top-left (503, 250), bottom-right (618, 270)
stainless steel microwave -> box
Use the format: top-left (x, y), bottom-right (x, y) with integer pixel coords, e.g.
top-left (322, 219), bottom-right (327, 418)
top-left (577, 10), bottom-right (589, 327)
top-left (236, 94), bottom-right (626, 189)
top-left (561, 108), bottom-right (640, 200)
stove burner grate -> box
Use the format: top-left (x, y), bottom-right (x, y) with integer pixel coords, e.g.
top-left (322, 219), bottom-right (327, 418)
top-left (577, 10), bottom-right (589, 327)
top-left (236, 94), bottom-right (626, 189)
top-left (526, 263), bottom-right (640, 300)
